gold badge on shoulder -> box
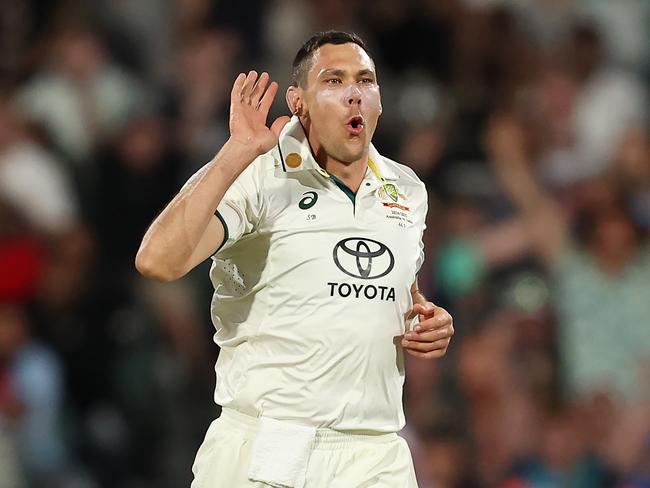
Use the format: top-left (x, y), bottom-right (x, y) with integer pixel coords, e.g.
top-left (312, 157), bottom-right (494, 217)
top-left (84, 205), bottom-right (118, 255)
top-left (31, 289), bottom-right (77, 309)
top-left (286, 152), bottom-right (302, 168)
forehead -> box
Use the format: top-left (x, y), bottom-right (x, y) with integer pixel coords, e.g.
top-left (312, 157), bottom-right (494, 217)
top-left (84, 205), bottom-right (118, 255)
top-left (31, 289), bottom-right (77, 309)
top-left (308, 43), bottom-right (375, 78)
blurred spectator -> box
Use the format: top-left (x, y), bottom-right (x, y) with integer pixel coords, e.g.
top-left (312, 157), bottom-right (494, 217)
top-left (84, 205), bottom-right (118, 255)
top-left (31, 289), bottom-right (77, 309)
top-left (85, 112), bottom-right (215, 486)
top-left (87, 0), bottom-right (174, 84)
top-left (91, 114), bottom-right (181, 279)
top-left (0, 303), bottom-right (67, 487)
top-left (2, 1), bottom-right (650, 486)
top-left (531, 22), bottom-right (648, 187)
top-left (502, 406), bottom-right (613, 488)
top-left (398, 124), bottom-right (447, 182)
top-left (0, 94), bottom-right (78, 235)
top-left (16, 22), bottom-right (146, 164)
top-left (575, 0), bottom-right (650, 70)
top-left (486, 115), bottom-right (650, 405)
top-left (613, 127), bottom-right (650, 231)
top-left (0, 92), bottom-right (93, 317)
top-left (262, 0), bottom-right (317, 88)
top-left (0, 201), bottom-right (44, 305)
top-left (457, 313), bottom-right (549, 485)
top-left (176, 0), bottom-right (267, 58)
top-left (165, 29), bottom-right (240, 175)
top-left (363, 0), bottom-right (457, 83)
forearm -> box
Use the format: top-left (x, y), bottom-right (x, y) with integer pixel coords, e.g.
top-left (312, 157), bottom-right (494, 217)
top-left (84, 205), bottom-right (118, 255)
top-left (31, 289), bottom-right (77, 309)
top-left (136, 139), bottom-right (258, 280)
top-left (486, 115), bottom-right (548, 214)
top-left (494, 155), bottom-right (547, 214)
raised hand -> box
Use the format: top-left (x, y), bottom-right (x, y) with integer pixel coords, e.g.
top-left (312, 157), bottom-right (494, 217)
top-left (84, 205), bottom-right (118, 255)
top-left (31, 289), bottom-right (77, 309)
top-left (229, 70), bottom-right (291, 156)
top-left (484, 114), bottom-right (528, 166)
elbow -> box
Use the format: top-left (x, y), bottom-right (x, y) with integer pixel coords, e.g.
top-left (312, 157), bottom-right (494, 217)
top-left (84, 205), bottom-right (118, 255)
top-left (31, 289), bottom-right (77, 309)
top-left (135, 249), bottom-right (182, 282)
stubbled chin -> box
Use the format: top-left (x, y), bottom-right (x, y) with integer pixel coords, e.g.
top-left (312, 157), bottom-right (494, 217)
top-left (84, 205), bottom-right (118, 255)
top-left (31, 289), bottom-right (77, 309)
top-left (338, 142), bottom-right (367, 163)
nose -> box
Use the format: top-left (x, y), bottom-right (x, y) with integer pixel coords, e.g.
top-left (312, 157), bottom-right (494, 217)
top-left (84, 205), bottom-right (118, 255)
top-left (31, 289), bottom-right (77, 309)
top-left (345, 85), bottom-right (362, 106)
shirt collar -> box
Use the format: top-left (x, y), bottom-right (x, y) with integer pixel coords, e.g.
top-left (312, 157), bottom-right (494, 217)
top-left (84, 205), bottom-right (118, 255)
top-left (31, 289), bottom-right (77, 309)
top-left (277, 115), bottom-right (399, 181)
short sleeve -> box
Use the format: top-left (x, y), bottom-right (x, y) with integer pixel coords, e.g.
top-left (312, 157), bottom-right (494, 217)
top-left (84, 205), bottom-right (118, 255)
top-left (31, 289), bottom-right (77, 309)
top-left (214, 158), bottom-right (265, 254)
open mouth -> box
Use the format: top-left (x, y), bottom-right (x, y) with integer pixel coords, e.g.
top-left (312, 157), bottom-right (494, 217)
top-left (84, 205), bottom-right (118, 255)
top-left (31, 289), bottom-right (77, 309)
top-left (346, 115), bottom-right (365, 135)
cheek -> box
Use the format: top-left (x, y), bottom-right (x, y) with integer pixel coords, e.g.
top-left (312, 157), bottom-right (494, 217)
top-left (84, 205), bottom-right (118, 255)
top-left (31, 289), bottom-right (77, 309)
top-left (310, 91), bottom-right (343, 133)
top-left (362, 87), bottom-right (382, 113)
top-left (313, 88), bottom-right (342, 110)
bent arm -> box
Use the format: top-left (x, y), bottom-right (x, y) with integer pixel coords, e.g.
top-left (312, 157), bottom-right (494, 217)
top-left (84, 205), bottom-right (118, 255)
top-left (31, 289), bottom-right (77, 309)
top-left (136, 70), bottom-right (289, 281)
top-left (485, 116), bottom-right (567, 266)
top-left (135, 139), bottom-right (258, 281)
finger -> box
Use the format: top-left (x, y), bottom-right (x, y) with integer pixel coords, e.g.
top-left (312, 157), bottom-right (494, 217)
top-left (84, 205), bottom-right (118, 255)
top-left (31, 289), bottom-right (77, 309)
top-left (240, 70), bottom-right (258, 103)
top-left (402, 337), bottom-right (449, 353)
top-left (405, 328), bottom-right (452, 343)
top-left (230, 73), bottom-right (247, 102)
top-left (270, 116), bottom-right (291, 137)
top-left (258, 81), bottom-right (279, 116)
top-left (412, 302), bottom-right (436, 318)
top-left (406, 302), bottom-right (435, 321)
top-left (251, 72), bottom-right (270, 107)
top-left (414, 311), bottom-right (453, 332)
top-left (405, 348), bottom-right (447, 360)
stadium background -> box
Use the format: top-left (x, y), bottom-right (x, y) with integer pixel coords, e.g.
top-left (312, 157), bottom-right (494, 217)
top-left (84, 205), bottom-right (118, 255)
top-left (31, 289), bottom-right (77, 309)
top-left (1, 0), bottom-right (649, 487)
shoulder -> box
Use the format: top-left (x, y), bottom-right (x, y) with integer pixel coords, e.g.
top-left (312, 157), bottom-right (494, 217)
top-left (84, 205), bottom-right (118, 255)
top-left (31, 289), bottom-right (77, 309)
top-left (381, 155), bottom-right (428, 200)
top-left (386, 157), bottom-right (425, 185)
top-left (377, 155), bottom-right (429, 226)
top-left (231, 148), bottom-right (280, 188)
top-left (248, 146), bottom-right (283, 176)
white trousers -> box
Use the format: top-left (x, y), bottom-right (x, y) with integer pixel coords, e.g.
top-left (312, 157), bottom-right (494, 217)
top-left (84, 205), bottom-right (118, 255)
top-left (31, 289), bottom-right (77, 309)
top-left (191, 409), bottom-right (419, 488)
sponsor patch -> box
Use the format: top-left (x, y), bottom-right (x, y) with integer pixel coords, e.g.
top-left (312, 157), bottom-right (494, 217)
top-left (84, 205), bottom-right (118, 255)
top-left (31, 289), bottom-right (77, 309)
top-left (382, 202), bottom-right (410, 212)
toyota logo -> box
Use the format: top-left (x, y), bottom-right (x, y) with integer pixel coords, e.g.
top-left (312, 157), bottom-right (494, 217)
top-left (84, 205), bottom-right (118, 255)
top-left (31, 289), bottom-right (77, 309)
top-left (333, 237), bottom-right (395, 279)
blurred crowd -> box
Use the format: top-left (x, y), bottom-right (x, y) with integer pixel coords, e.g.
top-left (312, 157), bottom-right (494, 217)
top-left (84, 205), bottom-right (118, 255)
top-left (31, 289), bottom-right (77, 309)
top-left (1, 0), bottom-right (649, 487)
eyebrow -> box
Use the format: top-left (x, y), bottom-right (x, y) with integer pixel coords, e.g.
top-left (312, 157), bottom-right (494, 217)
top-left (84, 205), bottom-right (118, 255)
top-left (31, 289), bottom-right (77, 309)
top-left (319, 68), bottom-right (376, 78)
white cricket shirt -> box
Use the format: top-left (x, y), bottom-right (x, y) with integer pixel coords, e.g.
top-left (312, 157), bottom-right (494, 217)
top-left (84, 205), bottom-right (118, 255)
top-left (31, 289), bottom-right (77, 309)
top-left (209, 116), bottom-right (428, 432)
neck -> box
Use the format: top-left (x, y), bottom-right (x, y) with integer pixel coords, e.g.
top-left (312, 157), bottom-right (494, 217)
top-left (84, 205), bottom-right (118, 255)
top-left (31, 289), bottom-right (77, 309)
top-left (302, 120), bottom-right (369, 193)
top-left (319, 150), bottom-right (368, 193)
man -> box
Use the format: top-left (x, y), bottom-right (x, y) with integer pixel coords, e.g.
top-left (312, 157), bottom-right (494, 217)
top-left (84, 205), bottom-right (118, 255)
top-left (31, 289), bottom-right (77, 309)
top-left (136, 31), bottom-right (454, 488)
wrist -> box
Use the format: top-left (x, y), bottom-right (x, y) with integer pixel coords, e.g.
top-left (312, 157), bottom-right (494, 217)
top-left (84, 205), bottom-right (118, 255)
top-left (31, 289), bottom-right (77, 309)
top-left (227, 132), bottom-right (275, 160)
top-left (224, 136), bottom-right (264, 160)
top-left (210, 138), bottom-right (263, 181)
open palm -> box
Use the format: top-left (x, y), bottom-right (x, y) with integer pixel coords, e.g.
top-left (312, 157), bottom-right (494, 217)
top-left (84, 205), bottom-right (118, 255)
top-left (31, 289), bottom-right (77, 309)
top-left (229, 70), bottom-right (290, 155)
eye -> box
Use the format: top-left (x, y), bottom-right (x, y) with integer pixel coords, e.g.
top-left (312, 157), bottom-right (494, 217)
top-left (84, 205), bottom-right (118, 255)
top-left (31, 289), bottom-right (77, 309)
top-left (325, 78), bottom-right (342, 84)
top-left (359, 78), bottom-right (374, 84)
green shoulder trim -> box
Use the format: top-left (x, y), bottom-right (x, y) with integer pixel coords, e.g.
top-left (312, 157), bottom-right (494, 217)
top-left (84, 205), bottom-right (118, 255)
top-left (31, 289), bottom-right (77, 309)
top-left (213, 209), bottom-right (229, 255)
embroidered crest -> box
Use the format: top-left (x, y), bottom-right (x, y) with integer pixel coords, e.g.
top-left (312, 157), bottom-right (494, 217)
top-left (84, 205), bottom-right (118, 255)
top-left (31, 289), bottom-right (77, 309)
top-left (383, 183), bottom-right (399, 202)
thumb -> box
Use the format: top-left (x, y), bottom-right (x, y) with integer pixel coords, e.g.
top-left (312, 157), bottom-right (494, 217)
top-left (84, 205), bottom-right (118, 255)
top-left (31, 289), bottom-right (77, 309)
top-left (412, 302), bottom-right (436, 318)
top-left (271, 116), bottom-right (291, 138)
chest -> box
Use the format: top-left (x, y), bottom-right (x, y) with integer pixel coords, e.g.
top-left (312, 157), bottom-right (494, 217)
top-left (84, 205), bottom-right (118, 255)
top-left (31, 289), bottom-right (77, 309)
top-left (257, 172), bottom-right (423, 289)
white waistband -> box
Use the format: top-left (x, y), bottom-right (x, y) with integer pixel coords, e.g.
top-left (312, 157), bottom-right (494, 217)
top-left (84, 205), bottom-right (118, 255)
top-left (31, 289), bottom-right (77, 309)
top-left (218, 408), bottom-right (397, 449)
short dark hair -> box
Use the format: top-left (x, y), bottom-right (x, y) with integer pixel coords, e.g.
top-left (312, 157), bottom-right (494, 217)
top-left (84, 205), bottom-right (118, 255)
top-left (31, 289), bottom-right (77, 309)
top-left (291, 31), bottom-right (373, 87)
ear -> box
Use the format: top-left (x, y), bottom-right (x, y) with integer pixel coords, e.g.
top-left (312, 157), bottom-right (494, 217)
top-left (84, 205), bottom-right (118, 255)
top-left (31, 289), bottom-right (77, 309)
top-left (286, 85), bottom-right (303, 116)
